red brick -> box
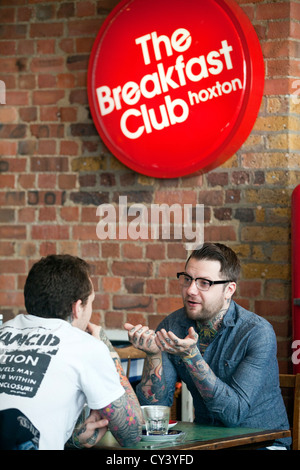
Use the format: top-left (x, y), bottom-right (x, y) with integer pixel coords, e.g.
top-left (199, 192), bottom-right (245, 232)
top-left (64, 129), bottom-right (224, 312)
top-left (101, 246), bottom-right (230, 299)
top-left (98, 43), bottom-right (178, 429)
top-left (198, 190), bottom-right (224, 206)
top-left (59, 38), bottom-right (74, 53)
top-left (154, 190), bottom-right (197, 204)
top-left (105, 311), bottom-right (124, 329)
top-left (37, 140), bottom-right (57, 155)
top-left (0, 107), bottom-right (18, 123)
top-left (2, 158), bottom-right (26, 173)
top-left (264, 78), bottom-right (291, 95)
top-left (148, 315), bottom-right (166, 330)
top-left (0, 291), bottom-right (23, 307)
top-left (0, 174), bottom-right (14, 188)
top-left (57, 73), bottom-right (76, 89)
top-left (18, 208), bottom-right (35, 223)
top-left (0, 274), bottom-right (15, 290)
top-left (76, 1), bottom-right (96, 17)
top-left (238, 281), bottom-right (262, 298)
top-left (37, 39), bottom-right (55, 55)
top-left (31, 225), bottom-right (69, 240)
top-left (126, 313), bottom-right (147, 326)
top-left (102, 277), bottom-right (121, 293)
top-left (146, 244), bottom-right (165, 259)
top-left (17, 6), bottom-right (33, 22)
top-left (60, 207), bottom-right (79, 222)
top-left (0, 58), bottom-right (23, 73)
top-left (39, 207), bottom-right (56, 221)
top-left (17, 39), bottom-right (34, 55)
top-left (122, 243), bottom-right (143, 259)
top-left (76, 37), bottom-right (94, 53)
top-left (254, 300), bottom-right (291, 318)
top-left (39, 242), bottom-right (56, 256)
top-left (158, 262), bottom-right (184, 277)
top-left (1, 7), bottom-right (15, 23)
top-left (81, 207), bottom-right (97, 222)
top-left (31, 157), bottom-right (68, 172)
top-left (30, 23), bottom-right (64, 38)
top-left (0, 24), bottom-right (26, 39)
top-left (0, 208), bottom-right (14, 222)
top-left (93, 293), bottom-right (109, 310)
top-left (39, 107), bottom-right (59, 121)
top-left (6, 91), bottom-right (29, 106)
top-left (261, 40), bottom-right (290, 59)
top-left (156, 297), bottom-right (183, 314)
top-left (19, 106), bottom-right (37, 122)
top-left (0, 239), bottom-right (14, 256)
top-left (0, 259), bottom-right (26, 274)
top-left (58, 174), bottom-right (77, 189)
top-left (101, 242), bottom-right (120, 258)
top-left (1, 41), bottom-right (16, 55)
top-left (60, 140), bottom-right (79, 156)
top-left (72, 225), bottom-right (98, 240)
top-left (113, 295), bottom-right (153, 312)
top-left (256, 3), bottom-right (290, 20)
top-left (145, 279), bottom-right (166, 295)
top-left (32, 90), bottom-right (65, 105)
top-left (204, 225), bottom-right (237, 241)
top-left (112, 261), bottom-right (152, 277)
top-left (267, 21), bottom-right (290, 39)
top-left (38, 75), bottom-right (56, 89)
top-left (59, 107), bottom-right (77, 122)
top-left (68, 19), bottom-right (103, 36)
top-left (0, 191), bottom-right (25, 206)
top-left (19, 74), bottom-right (36, 90)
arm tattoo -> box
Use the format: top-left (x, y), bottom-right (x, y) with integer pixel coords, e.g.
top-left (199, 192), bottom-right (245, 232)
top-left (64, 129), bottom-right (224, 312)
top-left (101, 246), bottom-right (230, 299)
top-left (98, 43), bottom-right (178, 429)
top-left (95, 327), bottom-right (143, 446)
top-left (182, 349), bottom-right (217, 399)
top-left (139, 354), bottom-right (167, 403)
top-left (100, 394), bottom-right (142, 447)
top-left (100, 326), bottom-right (143, 412)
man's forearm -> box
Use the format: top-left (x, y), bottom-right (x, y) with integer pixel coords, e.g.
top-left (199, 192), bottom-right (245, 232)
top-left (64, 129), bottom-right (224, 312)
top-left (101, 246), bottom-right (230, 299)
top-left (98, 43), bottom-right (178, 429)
top-left (181, 347), bottom-right (217, 399)
top-left (137, 353), bottom-right (168, 403)
top-left (98, 327), bottom-right (143, 414)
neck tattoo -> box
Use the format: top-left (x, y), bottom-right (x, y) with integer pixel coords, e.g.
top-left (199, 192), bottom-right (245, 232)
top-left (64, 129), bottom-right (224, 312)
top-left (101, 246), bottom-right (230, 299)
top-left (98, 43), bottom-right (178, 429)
top-left (196, 307), bottom-right (228, 355)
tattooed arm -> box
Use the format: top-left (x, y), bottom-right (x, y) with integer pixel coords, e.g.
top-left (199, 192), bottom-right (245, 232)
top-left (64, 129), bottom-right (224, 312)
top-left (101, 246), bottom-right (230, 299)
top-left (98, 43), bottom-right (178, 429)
top-left (86, 323), bottom-right (143, 446)
top-left (87, 323), bottom-right (143, 407)
top-left (155, 326), bottom-right (217, 399)
top-left (70, 409), bottom-right (109, 449)
top-left (124, 323), bottom-right (168, 404)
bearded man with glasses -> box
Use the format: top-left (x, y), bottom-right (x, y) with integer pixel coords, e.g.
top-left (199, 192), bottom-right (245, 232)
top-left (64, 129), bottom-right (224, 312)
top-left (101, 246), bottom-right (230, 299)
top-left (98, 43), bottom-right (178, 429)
top-left (125, 243), bottom-right (290, 449)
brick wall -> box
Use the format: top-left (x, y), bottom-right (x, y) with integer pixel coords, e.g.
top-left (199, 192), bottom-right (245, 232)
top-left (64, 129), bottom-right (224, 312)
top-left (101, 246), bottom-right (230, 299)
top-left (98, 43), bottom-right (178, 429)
top-left (0, 0), bottom-right (299, 372)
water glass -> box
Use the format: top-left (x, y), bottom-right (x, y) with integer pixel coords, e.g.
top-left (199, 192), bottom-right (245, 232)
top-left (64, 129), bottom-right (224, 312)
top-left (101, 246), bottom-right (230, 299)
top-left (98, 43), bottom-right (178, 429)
top-left (142, 405), bottom-right (170, 435)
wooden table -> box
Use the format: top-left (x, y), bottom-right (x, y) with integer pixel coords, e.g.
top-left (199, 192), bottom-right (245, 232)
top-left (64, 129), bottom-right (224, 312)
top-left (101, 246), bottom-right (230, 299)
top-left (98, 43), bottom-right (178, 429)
top-left (94, 421), bottom-right (291, 451)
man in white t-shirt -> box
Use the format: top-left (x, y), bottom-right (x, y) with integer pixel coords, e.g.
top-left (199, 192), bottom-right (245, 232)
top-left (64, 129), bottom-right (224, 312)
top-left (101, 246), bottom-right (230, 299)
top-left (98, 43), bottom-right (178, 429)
top-left (0, 254), bottom-right (143, 450)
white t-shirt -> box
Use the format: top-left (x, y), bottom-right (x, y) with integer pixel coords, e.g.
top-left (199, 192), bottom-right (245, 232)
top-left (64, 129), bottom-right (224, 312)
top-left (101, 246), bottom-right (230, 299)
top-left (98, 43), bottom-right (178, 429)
top-left (0, 314), bottom-right (125, 449)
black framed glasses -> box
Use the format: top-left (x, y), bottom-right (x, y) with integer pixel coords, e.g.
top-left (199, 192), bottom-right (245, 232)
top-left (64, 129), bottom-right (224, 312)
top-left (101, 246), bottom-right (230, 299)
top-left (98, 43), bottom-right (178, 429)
top-left (177, 272), bottom-right (233, 291)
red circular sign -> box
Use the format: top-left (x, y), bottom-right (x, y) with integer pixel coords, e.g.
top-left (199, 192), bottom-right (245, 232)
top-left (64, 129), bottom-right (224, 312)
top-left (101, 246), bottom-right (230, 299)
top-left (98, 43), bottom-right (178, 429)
top-left (88, 0), bottom-right (264, 178)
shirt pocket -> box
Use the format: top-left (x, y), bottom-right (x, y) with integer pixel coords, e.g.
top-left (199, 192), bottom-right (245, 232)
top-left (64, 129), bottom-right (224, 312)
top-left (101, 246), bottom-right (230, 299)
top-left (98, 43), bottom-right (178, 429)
top-left (220, 358), bottom-right (240, 380)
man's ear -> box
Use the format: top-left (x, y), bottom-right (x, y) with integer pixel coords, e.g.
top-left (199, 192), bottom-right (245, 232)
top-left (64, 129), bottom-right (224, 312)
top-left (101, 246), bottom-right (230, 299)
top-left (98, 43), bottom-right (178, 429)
top-left (225, 282), bottom-right (236, 300)
top-left (71, 299), bottom-right (82, 321)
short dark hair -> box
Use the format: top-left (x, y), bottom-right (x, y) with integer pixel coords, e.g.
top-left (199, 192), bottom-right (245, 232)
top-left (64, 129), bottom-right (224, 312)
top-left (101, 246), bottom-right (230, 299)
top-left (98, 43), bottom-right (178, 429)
top-left (186, 243), bottom-right (240, 282)
top-left (24, 254), bottom-right (93, 320)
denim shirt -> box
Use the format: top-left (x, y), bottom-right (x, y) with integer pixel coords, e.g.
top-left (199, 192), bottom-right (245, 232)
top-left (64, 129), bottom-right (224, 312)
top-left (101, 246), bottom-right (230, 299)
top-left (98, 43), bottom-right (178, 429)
top-left (136, 301), bottom-right (291, 446)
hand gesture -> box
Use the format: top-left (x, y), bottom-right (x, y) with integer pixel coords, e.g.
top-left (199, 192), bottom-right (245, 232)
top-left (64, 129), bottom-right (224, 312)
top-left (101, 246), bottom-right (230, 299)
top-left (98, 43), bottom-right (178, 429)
top-left (124, 323), bottom-right (160, 355)
top-left (156, 326), bottom-right (199, 357)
